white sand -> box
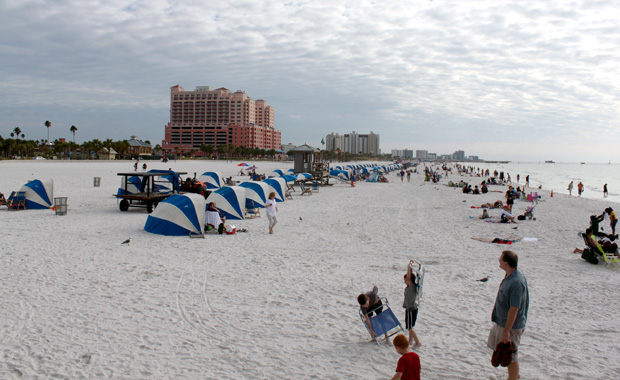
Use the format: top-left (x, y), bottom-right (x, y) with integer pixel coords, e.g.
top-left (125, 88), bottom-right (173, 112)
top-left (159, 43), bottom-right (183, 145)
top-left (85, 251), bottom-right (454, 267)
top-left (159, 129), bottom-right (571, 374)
top-left (1, 160), bottom-right (619, 380)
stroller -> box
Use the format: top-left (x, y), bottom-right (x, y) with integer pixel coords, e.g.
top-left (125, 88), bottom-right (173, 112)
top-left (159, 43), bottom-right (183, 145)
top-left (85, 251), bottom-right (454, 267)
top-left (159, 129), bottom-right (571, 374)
top-left (517, 201), bottom-right (537, 220)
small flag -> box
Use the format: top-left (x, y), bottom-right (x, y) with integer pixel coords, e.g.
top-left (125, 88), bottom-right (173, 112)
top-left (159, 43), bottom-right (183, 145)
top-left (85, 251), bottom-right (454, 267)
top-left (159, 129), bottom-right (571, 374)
top-left (321, 138), bottom-right (325, 145)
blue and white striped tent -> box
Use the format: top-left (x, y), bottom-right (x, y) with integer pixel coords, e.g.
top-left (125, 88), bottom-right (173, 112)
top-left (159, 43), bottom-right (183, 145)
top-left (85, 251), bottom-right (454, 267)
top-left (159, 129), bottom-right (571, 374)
top-left (239, 181), bottom-right (269, 208)
top-left (144, 193), bottom-right (206, 236)
top-left (20, 179), bottom-right (53, 209)
top-left (117, 175), bottom-right (143, 195)
top-left (268, 169), bottom-right (285, 178)
top-left (197, 171), bottom-right (224, 190)
top-left (263, 178), bottom-right (286, 202)
top-left (205, 186), bottom-right (246, 220)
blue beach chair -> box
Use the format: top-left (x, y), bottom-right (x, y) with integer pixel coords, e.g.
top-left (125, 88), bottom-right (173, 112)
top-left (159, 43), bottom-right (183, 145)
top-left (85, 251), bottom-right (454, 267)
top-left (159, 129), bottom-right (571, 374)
top-left (7, 191), bottom-right (27, 211)
top-left (359, 297), bottom-right (404, 344)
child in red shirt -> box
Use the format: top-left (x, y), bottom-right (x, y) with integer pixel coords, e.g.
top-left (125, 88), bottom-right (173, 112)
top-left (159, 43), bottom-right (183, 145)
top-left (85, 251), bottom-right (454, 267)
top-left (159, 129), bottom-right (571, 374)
top-left (390, 334), bottom-right (421, 380)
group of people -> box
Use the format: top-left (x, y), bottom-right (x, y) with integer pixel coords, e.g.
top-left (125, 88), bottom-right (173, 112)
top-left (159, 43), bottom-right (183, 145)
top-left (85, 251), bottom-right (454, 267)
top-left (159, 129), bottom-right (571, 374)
top-left (567, 181), bottom-right (608, 198)
top-left (204, 192), bottom-right (279, 235)
top-left (358, 252), bottom-right (528, 380)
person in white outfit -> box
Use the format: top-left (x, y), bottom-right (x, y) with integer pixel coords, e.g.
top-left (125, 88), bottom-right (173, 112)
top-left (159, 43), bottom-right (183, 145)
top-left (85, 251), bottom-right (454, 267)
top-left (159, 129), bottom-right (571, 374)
top-left (265, 192), bottom-right (278, 234)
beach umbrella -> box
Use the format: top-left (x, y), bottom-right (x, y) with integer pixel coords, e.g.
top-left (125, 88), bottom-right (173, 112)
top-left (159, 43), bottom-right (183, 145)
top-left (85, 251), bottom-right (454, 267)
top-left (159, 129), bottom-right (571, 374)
top-left (263, 178), bottom-right (286, 202)
top-left (244, 165), bottom-right (258, 171)
top-left (295, 173), bottom-right (313, 181)
top-left (237, 162), bottom-right (249, 166)
top-left (268, 169), bottom-right (285, 178)
top-left (205, 186), bottom-right (246, 220)
top-left (239, 181), bottom-right (269, 208)
top-left (144, 193), bottom-right (205, 236)
top-left (20, 179), bottom-right (53, 209)
top-left (197, 171), bottom-right (224, 190)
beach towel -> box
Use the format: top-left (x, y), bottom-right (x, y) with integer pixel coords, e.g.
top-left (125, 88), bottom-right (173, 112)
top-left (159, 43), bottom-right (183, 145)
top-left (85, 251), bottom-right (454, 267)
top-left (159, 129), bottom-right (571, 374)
top-left (472, 237), bottom-right (521, 244)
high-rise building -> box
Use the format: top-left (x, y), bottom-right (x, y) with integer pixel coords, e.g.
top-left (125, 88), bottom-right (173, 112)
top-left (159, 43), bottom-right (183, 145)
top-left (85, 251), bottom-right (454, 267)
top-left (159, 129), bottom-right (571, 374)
top-left (416, 150), bottom-right (428, 160)
top-left (162, 85), bottom-right (281, 155)
top-left (325, 131), bottom-right (380, 155)
top-left (453, 150), bottom-right (465, 160)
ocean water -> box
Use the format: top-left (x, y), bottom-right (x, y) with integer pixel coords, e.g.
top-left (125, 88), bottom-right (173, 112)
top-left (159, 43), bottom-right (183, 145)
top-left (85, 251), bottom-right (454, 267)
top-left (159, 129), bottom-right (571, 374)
top-left (455, 162), bottom-right (620, 204)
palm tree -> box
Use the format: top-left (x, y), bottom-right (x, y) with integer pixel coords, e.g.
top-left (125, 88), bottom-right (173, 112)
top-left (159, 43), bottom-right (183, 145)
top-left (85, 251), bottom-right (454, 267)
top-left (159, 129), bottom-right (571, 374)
top-left (70, 125), bottom-right (77, 143)
top-left (44, 120), bottom-right (51, 157)
top-left (13, 127), bottom-right (22, 139)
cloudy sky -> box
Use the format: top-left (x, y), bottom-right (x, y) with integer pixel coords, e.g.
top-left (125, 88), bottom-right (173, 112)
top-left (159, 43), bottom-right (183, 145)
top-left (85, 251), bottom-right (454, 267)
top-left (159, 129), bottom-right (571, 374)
top-left (1, 0), bottom-right (619, 162)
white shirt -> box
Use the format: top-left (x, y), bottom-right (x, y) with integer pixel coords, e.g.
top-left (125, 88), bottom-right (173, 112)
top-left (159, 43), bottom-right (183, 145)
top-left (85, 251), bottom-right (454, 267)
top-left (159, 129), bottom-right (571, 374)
top-left (265, 198), bottom-right (277, 216)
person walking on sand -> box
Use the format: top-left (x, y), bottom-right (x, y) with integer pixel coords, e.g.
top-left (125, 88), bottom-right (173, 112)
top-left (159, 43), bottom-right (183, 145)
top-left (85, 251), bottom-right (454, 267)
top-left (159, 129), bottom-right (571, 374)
top-left (567, 181), bottom-right (574, 196)
top-left (487, 250), bottom-right (529, 380)
top-left (525, 175), bottom-right (529, 187)
top-left (604, 184), bottom-right (608, 198)
top-left (403, 260), bottom-right (422, 348)
top-left (390, 334), bottom-right (421, 380)
top-left (577, 181), bottom-right (584, 197)
top-left (265, 192), bottom-right (278, 234)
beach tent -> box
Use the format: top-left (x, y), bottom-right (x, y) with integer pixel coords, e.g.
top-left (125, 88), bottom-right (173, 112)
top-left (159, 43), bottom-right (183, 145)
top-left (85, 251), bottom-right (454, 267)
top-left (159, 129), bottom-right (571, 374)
top-left (239, 181), bottom-right (269, 208)
top-left (263, 178), bottom-right (286, 202)
top-left (281, 174), bottom-right (297, 182)
top-left (117, 175), bottom-right (143, 195)
top-left (20, 179), bottom-right (53, 209)
top-left (268, 169), bottom-right (285, 178)
top-left (295, 173), bottom-right (312, 181)
top-left (148, 170), bottom-right (181, 193)
top-left (197, 171), bottom-right (224, 190)
top-left (144, 193), bottom-right (206, 236)
top-left (205, 186), bottom-right (246, 220)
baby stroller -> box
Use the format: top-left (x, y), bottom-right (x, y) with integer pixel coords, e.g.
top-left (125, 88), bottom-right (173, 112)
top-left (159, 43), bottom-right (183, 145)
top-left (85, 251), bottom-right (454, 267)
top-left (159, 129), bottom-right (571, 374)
top-left (518, 201), bottom-right (537, 220)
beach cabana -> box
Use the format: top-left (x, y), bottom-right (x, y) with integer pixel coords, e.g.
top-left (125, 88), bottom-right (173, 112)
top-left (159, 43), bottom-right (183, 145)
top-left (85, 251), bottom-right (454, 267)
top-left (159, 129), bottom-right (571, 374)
top-left (295, 173), bottom-right (312, 181)
top-left (117, 175), bottom-right (144, 195)
top-left (19, 179), bottom-right (53, 209)
top-left (198, 171), bottom-right (224, 190)
top-left (268, 169), bottom-right (285, 178)
top-left (263, 178), bottom-right (286, 202)
top-left (238, 181), bottom-right (269, 208)
top-left (205, 186), bottom-right (246, 220)
top-left (144, 193), bottom-right (206, 236)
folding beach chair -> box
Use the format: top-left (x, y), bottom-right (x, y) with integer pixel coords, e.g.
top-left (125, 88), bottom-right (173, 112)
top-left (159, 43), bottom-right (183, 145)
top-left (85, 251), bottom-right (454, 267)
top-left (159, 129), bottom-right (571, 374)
top-left (312, 181), bottom-right (319, 192)
top-left (285, 189), bottom-right (293, 200)
top-left (299, 182), bottom-right (312, 196)
top-left (580, 233), bottom-right (620, 265)
top-left (245, 201), bottom-right (261, 219)
top-left (7, 191), bottom-right (27, 211)
top-left (359, 297), bottom-right (404, 345)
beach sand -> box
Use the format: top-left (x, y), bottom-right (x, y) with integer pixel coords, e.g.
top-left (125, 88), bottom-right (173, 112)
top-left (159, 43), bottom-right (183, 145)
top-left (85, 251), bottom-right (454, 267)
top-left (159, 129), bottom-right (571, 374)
top-left (1, 160), bottom-right (618, 380)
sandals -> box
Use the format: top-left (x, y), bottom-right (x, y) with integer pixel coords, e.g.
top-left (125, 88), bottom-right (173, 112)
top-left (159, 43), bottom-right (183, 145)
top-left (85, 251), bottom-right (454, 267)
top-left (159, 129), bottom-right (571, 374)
top-left (491, 341), bottom-right (513, 367)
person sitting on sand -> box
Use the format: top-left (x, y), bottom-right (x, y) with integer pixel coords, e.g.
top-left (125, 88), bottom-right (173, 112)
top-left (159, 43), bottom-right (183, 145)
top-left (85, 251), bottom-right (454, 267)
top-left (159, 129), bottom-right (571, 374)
top-left (573, 228), bottom-right (607, 256)
top-left (500, 206), bottom-right (517, 224)
top-left (479, 209), bottom-right (490, 219)
top-left (481, 183), bottom-right (488, 194)
top-left (473, 185), bottom-right (480, 195)
top-left (0, 192), bottom-right (6, 205)
top-left (205, 202), bottom-right (225, 233)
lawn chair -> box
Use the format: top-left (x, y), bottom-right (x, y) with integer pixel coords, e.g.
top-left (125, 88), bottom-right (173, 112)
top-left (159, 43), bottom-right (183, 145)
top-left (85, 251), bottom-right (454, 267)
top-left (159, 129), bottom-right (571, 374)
top-left (299, 182), bottom-right (312, 196)
top-left (245, 201), bottom-right (261, 219)
top-left (359, 297), bottom-right (404, 345)
top-left (580, 232), bottom-right (620, 265)
top-left (287, 184), bottom-right (296, 193)
top-left (312, 181), bottom-right (319, 192)
top-left (7, 191), bottom-right (27, 211)
top-left (285, 189), bottom-right (293, 200)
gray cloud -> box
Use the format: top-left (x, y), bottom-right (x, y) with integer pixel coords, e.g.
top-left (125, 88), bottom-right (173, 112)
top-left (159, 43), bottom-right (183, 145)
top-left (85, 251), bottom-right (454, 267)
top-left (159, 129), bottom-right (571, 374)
top-left (1, 0), bottom-right (619, 161)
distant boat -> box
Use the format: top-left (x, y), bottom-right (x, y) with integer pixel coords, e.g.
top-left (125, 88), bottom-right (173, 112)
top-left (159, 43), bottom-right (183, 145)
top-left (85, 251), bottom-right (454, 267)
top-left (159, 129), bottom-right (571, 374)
top-left (544, 160), bottom-right (555, 164)
top-left (581, 162), bottom-right (586, 165)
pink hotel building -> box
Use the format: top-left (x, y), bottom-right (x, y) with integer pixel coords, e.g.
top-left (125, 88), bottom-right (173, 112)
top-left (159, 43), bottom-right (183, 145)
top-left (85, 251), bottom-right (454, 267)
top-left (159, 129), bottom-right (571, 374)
top-left (162, 85), bottom-right (282, 155)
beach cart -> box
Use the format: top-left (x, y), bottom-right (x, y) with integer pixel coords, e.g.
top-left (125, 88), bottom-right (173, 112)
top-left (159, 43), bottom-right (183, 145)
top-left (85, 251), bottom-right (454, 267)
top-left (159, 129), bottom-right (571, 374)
top-left (359, 297), bottom-right (404, 345)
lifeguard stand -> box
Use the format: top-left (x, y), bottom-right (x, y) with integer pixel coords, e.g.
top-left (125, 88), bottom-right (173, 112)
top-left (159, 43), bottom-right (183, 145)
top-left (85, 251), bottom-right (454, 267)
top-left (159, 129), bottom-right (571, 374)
top-left (289, 144), bottom-right (316, 174)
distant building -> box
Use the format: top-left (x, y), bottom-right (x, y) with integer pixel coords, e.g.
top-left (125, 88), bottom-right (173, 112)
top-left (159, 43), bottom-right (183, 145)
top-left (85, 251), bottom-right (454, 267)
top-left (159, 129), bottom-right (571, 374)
top-left (427, 153), bottom-right (437, 160)
top-left (325, 131), bottom-right (380, 155)
top-left (162, 85), bottom-right (281, 155)
top-left (98, 147), bottom-right (118, 160)
top-left (453, 150), bottom-right (465, 160)
top-left (391, 149), bottom-right (413, 159)
top-left (416, 150), bottom-right (428, 160)
top-left (128, 136), bottom-right (152, 156)
top-left (281, 143), bottom-right (296, 154)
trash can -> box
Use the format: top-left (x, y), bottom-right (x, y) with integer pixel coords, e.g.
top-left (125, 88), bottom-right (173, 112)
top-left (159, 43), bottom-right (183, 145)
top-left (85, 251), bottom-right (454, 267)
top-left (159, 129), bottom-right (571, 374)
top-left (93, 177), bottom-right (101, 187)
top-left (54, 197), bottom-right (68, 215)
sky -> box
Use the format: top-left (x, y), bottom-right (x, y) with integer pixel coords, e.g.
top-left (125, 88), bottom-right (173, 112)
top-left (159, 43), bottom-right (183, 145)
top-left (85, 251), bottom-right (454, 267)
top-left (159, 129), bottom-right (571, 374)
top-left (1, 0), bottom-right (619, 162)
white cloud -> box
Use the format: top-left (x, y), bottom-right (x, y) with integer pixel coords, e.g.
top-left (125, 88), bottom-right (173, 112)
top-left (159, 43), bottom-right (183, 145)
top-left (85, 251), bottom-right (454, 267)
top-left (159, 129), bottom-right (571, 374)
top-left (1, 0), bottom-right (619, 161)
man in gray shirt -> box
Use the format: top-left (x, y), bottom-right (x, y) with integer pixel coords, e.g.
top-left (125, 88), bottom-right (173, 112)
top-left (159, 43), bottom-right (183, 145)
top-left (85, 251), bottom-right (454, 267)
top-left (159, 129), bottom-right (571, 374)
top-left (487, 250), bottom-right (529, 380)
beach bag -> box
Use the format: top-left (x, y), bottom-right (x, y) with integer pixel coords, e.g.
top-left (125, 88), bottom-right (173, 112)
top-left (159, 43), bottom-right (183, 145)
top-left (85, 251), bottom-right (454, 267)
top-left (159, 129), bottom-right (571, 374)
top-left (517, 215), bottom-right (526, 221)
top-left (581, 249), bottom-right (598, 265)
